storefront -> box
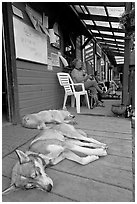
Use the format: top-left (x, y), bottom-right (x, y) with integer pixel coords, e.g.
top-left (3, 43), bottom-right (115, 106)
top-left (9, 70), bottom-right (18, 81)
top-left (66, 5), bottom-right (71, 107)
top-left (3, 2), bottom-right (133, 124)
top-left (2, 2), bottom-right (91, 124)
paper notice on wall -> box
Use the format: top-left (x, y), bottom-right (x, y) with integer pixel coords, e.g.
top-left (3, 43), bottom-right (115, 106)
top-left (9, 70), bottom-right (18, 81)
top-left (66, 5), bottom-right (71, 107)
top-left (51, 53), bottom-right (60, 67)
top-left (49, 29), bottom-right (56, 44)
top-left (47, 57), bottom-right (53, 71)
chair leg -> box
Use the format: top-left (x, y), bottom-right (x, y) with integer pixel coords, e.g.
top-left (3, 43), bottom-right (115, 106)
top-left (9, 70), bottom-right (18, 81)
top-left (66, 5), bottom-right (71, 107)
top-left (71, 95), bottom-right (75, 107)
top-left (85, 94), bottom-right (90, 109)
top-left (63, 94), bottom-right (68, 109)
top-left (75, 94), bottom-right (80, 113)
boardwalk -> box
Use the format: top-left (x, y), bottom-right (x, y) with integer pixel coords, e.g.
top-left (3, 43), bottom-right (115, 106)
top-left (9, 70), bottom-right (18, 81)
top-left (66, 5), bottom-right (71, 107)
top-left (2, 100), bottom-right (134, 202)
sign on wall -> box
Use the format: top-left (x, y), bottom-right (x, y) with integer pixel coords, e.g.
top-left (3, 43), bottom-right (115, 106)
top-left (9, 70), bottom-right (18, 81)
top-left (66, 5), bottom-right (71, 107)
top-left (51, 53), bottom-right (60, 67)
top-left (13, 16), bottom-right (48, 64)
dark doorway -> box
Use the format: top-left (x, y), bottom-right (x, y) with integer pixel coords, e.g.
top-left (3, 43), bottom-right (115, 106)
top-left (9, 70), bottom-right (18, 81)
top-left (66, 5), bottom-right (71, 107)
top-left (2, 37), bottom-right (9, 123)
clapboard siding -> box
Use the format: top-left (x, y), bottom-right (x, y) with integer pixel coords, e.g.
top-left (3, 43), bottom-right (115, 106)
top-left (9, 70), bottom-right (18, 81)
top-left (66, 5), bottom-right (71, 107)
top-left (19, 101), bottom-right (64, 117)
top-left (18, 84), bottom-right (60, 93)
top-left (16, 60), bottom-right (64, 117)
top-left (18, 89), bottom-right (64, 100)
top-left (19, 94), bottom-right (63, 109)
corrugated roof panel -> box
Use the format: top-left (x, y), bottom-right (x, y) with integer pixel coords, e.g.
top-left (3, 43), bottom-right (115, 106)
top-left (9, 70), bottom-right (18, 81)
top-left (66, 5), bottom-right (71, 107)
top-left (91, 30), bottom-right (99, 33)
top-left (111, 22), bottom-right (121, 29)
top-left (114, 32), bottom-right (125, 37)
top-left (94, 21), bottom-right (110, 27)
top-left (103, 38), bottom-right (115, 41)
top-left (107, 7), bottom-right (125, 17)
top-left (88, 6), bottom-right (107, 16)
top-left (84, 20), bottom-right (94, 25)
top-left (100, 31), bottom-right (113, 35)
top-left (116, 39), bottom-right (124, 42)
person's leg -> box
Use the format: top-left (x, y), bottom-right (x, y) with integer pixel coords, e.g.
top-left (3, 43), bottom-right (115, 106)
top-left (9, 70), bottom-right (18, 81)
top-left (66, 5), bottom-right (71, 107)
top-left (87, 87), bottom-right (98, 107)
top-left (84, 79), bottom-right (103, 94)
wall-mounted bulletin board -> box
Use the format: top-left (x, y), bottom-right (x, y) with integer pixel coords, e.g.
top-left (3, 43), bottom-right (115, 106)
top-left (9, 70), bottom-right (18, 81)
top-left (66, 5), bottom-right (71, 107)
top-left (13, 16), bottom-right (48, 64)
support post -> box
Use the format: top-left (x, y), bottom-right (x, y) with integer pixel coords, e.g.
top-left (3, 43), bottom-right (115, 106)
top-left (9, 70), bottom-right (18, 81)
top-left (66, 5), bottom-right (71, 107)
top-left (122, 2), bottom-right (132, 105)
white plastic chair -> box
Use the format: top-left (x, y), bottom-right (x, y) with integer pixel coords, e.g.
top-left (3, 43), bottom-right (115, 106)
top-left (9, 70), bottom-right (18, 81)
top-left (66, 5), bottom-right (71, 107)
top-left (57, 72), bottom-right (90, 113)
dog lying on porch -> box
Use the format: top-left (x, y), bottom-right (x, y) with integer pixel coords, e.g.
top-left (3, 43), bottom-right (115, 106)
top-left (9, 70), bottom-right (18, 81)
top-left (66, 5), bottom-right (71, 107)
top-left (2, 123), bottom-right (108, 194)
top-left (22, 109), bottom-right (76, 129)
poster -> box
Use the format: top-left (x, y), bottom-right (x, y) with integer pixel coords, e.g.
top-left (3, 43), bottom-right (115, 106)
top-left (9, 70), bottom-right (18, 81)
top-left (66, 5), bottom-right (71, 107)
top-left (13, 17), bottom-right (48, 64)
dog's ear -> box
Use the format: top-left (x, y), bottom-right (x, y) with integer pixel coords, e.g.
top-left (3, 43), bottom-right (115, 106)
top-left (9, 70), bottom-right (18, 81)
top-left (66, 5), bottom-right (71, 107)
top-left (15, 149), bottom-right (30, 164)
top-left (2, 184), bottom-right (17, 195)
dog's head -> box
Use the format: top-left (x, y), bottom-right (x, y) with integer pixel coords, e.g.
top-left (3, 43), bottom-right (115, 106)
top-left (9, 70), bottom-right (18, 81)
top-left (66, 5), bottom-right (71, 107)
top-left (2, 150), bottom-right (53, 195)
top-left (61, 110), bottom-right (75, 120)
top-left (22, 115), bottom-right (46, 129)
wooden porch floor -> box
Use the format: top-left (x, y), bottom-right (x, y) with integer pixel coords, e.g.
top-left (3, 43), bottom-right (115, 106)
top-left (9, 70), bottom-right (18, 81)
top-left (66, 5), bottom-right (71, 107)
top-left (2, 99), bottom-right (134, 202)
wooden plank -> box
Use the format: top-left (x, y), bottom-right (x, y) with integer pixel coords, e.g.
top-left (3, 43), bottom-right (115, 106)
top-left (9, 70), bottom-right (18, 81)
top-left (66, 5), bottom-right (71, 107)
top-left (18, 84), bottom-right (59, 93)
top-left (16, 60), bottom-right (61, 71)
top-left (51, 159), bottom-right (133, 191)
top-left (75, 116), bottom-right (132, 134)
top-left (19, 94), bottom-right (63, 108)
top-left (17, 69), bottom-right (52, 78)
top-left (2, 188), bottom-right (72, 202)
top-left (18, 84), bottom-right (62, 92)
top-left (17, 67), bottom-right (60, 77)
top-left (18, 90), bottom-right (63, 100)
top-left (16, 60), bottom-right (48, 72)
top-left (46, 169), bottom-right (132, 202)
top-left (84, 129), bottom-right (132, 140)
top-left (17, 76), bottom-right (58, 85)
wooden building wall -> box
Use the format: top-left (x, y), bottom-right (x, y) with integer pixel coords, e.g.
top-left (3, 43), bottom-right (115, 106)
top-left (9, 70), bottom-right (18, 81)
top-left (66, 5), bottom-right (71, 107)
top-left (12, 3), bottom-right (64, 117)
top-left (16, 60), bottom-right (64, 117)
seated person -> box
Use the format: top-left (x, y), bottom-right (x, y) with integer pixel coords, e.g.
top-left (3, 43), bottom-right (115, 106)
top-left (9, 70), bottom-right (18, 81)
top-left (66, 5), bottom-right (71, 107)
top-left (71, 59), bottom-right (103, 93)
top-left (94, 71), bottom-right (107, 102)
top-left (71, 58), bottom-right (105, 107)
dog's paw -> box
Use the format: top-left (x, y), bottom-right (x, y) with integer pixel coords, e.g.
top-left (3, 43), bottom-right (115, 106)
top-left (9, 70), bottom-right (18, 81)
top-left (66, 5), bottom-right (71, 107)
top-left (82, 155), bottom-right (99, 165)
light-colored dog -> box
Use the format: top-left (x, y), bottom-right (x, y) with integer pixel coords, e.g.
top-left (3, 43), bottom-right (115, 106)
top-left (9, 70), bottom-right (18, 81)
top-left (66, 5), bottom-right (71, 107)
top-left (2, 123), bottom-right (108, 194)
top-left (22, 110), bottom-right (76, 129)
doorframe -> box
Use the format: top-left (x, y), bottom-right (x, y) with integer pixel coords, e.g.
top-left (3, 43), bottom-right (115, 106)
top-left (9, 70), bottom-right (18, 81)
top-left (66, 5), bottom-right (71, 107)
top-left (2, 2), bottom-right (20, 124)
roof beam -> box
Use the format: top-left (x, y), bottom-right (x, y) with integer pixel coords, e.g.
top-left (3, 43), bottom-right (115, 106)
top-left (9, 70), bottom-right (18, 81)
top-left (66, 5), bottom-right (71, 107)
top-left (79, 13), bottom-right (120, 22)
top-left (92, 33), bottom-right (124, 40)
top-left (68, 2), bottom-right (125, 7)
top-left (99, 42), bottom-right (125, 48)
top-left (97, 38), bottom-right (125, 45)
top-left (111, 51), bottom-right (124, 56)
top-left (87, 24), bottom-right (125, 33)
